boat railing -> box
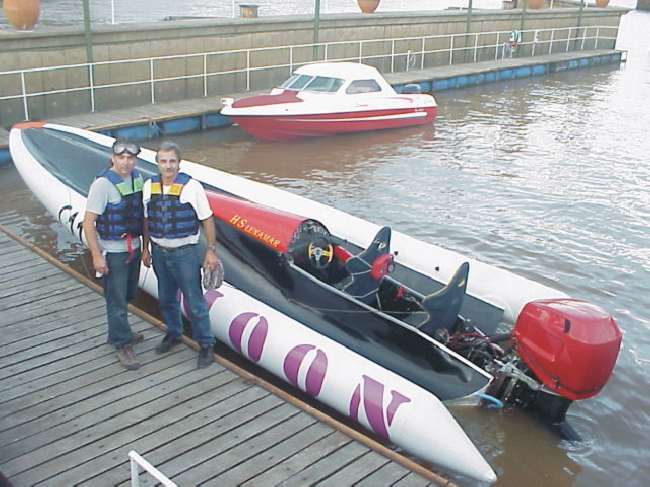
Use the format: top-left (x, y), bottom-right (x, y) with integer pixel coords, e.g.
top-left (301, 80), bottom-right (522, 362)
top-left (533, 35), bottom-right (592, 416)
top-left (0, 25), bottom-right (618, 121)
top-left (129, 450), bottom-right (177, 487)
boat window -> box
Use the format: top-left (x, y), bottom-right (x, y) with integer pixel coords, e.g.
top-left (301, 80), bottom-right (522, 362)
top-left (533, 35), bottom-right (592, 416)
top-left (279, 74), bottom-right (299, 89)
top-left (282, 74), bottom-right (313, 90)
top-left (346, 79), bottom-right (382, 94)
top-left (303, 76), bottom-right (344, 93)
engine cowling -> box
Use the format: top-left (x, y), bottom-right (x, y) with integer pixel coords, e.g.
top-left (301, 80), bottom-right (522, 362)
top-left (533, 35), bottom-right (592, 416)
top-left (513, 299), bottom-right (622, 401)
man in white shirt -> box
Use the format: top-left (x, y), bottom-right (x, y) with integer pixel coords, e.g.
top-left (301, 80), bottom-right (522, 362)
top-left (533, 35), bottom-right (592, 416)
top-left (142, 141), bottom-right (217, 368)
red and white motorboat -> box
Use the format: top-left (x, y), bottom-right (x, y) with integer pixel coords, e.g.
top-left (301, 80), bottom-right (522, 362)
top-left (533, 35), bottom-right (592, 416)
top-left (220, 62), bottom-right (437, 141)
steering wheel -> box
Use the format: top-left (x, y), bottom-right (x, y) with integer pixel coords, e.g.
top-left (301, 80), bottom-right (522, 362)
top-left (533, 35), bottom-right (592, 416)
top-left (308, 241), bottom-right (334, 269)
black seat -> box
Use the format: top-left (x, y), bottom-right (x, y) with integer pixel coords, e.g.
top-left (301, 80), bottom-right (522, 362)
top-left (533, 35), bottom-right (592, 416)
top-left (343, 226), bottom-right (392, 305)
top-left (418, 262), bottom-right (469, 336)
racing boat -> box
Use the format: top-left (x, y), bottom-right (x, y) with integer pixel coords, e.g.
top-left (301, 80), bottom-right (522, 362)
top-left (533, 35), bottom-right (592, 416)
top-left (9, 122), bottom-right (622, 484)
top-left (220, 62), bottom-right (437, 141)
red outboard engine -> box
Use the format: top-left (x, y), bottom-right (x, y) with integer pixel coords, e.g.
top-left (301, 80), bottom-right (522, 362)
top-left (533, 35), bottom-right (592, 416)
top-left (514, 299), bottom-right (621, 401)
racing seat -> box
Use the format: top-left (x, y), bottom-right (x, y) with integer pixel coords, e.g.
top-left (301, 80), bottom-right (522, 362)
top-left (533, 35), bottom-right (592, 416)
top-left (418, 262), bottom-right (470, 336)
top-left (342, 226), bottom-right (393, 305)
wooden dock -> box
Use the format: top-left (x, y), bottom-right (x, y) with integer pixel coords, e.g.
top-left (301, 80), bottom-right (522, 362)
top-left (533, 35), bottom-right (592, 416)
top-left (0, 226), bottom-right (452, 486)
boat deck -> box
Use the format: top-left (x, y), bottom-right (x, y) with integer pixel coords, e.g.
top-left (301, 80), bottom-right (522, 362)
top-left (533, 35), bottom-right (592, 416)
top-left (0, 225), bottom-right (452, 486)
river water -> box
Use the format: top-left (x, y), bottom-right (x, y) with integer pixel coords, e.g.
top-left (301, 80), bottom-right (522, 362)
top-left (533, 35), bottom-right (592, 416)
top-left (0, 0), bottom-right (503, 27)
top-left (1, 4), bottom-right (649, 487)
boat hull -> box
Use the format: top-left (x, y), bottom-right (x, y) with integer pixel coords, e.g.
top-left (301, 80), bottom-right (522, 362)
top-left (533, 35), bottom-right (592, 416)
top-left (230, 106), bottom-right (438, 141)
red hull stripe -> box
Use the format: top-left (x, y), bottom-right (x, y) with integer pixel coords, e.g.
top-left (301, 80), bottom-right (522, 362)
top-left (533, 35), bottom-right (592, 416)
top-left (232, 106), bottom-right (437, 141)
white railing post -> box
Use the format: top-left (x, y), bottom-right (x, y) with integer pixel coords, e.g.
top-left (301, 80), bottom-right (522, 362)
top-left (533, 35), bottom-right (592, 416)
top-left (111, 0), bottom-right (115, 24)
top-left (359, 40), bottom-right (363, 64)
top-left (88, 64), bottom-right (95, 112)
top-left (325, 43), bottom-right (328, 61)
top-left (580, 27), bottom-right (586, 51)
top-left (246, 50), bottom-right (250, 91)
top-left (391, 39), bottom-right (395, 73)
top-left (449, 35), bottom-right (453, 65)
top-left (232, 0), bottom-right (236, 18)
top-left (150, 59), bottom-right (155, 104)
top-left (131, 454), bottom-right (140, 487)
top-left (549, 29), bottom-right (555, 54)
top-left (495, 33), bottom-right (500, 60)
top-left (566, 27), bottom-right (571, 52)
top-left (129, 451), bottom-right (177, 487)
top-left (595, 26), bottom-right (600, 49)
top-left (20, 71), bottom-right (29, 120)
top-left (420, 37), bottom-right (425, 70)
top-left (474, 33), bottom-right (479, 63)
top-left (289, 46), bottom-right (293, 74)
top-left (203, 54), bottom-right (208, 97)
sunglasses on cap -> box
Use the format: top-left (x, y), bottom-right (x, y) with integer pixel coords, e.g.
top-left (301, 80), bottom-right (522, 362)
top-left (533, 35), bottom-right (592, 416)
top-left (112, 141), bottom-right (141, 156)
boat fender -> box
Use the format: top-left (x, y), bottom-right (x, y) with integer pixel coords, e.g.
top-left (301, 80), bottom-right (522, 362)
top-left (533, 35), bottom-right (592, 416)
top-left (370, 253), bottom-right (395, 281)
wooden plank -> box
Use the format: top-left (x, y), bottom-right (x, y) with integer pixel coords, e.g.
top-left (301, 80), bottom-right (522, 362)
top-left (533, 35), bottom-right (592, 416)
top-left (0, 314), bottom-right (144, 371)
top-left (0, 311), bottom-right (134, 380)
top-left (2, 300), bottom-right (105, 343)
top-left (315, 450), bottom-right (392, 486)
top-left (170, 408), bottom-right (315, 486)
top-left (0, 261), bottom-right (54, 286)
top-left (0, 337), bottom-right (186, 436)
top-left (0, 292), bottom-right (104, 335)
top-left (0, 265), bottom-right (65, 296)
top-left (0, 312), bottom-right (110, 359)
top-left (0, 326), bottom-right (159, 404)
top-left (277, 441), bottom-right (370, 486)
top-left (241, 431), bottom-right (352, 486)
top-left (2, 286), bottom-right (98, 326)
top-left (393, 472), bottom-right (433, 486)
top-left (208, 421), bottom-right (335, 486)
top-left (5, 366), bottom-right (236, 485)
top-left (355, 460), bottom-right (414, 486)
top-left (0, 279), bottom-right (86, 311)
top-left (62, 383), bottom-right (273, 486)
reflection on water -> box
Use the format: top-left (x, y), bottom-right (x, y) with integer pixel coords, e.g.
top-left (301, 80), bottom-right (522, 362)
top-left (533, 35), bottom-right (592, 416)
top-left (2, 9), bottom-right (650, 487)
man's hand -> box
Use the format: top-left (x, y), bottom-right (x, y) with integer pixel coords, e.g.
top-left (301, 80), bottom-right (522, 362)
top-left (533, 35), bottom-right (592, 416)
top-left (142, 247), bottom-right (152, 268)
top-left (92, 252), bottom-right (108, 275)
top-left (203, 247), bottom-right (218, 271)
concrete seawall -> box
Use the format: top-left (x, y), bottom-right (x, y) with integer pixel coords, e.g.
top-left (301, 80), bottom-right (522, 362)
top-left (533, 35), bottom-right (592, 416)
top-left (0, 7), bottom-right (628, 127)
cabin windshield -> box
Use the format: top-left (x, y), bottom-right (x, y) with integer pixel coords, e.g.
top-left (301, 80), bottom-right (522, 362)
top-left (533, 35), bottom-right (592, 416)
top-left (302, 76), bottom-right (344, 93)
top-left (280, 74), bottom-right (313, 90)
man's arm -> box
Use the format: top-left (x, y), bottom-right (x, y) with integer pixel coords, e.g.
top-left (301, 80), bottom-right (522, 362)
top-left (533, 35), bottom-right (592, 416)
top-left (201, 216), bottom-right (218, 270)
top-left (83, 211), bottom-right (108, 275)
top-left (141, 219), bottom-right (151, 267)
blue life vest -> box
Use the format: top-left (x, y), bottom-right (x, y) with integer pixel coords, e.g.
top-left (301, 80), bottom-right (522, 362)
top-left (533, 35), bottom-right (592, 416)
top-left (147, 172), bottom-right (200, 239)
top-left (95, 168), bottom-right (144, 241)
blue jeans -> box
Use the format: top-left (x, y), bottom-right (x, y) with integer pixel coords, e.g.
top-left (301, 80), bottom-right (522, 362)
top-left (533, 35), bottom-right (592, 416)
top-left (151, 243), bottom-right (214, 347)
top-left (103, 249), bottom-right (141, 349)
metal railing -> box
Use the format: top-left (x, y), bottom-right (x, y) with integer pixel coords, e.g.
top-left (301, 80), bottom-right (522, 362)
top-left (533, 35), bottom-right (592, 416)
top-left (129, 450), bottom-right (177, 487)
top-left (0, 25), bottom-right (617, 121)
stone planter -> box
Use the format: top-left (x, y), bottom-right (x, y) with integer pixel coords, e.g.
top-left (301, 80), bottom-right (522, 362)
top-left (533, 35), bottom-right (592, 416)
top-left (3, 0), bottom-right (40, 31)
top-left (357, 0), bottom-right (380, 14)
top-left (527, 0), bottom-right (544, 8)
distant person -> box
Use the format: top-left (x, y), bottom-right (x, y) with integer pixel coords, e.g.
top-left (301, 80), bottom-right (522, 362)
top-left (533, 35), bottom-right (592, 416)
top-left (83, 139), bottom-right (145, 370)
top-left (142, 141), bottom-right (217, 368)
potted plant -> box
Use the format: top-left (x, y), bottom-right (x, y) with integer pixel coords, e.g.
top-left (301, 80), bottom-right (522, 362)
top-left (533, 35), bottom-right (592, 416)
top-left (3, 0), bottom-right (40, 31)
top-left (357, 0), bottom-right (380, 14)
top-left (527, 0), bottom-right (545, 8)
top-left (595, 0), bottom-right (610, 7)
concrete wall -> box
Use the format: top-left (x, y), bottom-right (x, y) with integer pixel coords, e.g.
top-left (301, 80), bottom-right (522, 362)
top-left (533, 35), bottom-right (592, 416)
top-left (0, 8), bottom-right (627, 127)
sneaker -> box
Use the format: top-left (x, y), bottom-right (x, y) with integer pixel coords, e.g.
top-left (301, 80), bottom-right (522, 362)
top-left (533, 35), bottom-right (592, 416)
top-left (155, 333), bottom-right (181, 354)
top-left (116, 345), bottom-right (141, 370)
top-left (130, 331), bottom-right (144, 344)
top-left (197, 346), bottom-right (213, 369)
